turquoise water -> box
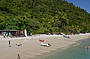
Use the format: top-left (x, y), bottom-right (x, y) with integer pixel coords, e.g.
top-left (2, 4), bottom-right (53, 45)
top-left (45, 38), bottom-right (90, 59)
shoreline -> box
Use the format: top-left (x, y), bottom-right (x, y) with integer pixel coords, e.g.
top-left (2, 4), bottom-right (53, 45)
top-left (33, 38), bottom-right (90, 59)
top-left (31, 33), bottom-right (90, 59)
top-left (33, 42), bottom-right (73, 59)
top-left (42, 38), bottom-right (90, 59)
top-left (0, 33), bottom-right (90, 59)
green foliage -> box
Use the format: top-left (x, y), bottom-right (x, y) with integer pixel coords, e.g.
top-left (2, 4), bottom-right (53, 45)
top-left (0, 0), bottom-right (90, 34)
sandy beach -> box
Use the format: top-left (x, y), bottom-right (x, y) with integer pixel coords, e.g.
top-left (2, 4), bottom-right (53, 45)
top-left (0, 33), bottom-right (90, 59)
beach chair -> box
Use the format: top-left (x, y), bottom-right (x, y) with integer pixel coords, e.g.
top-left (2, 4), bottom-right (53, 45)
top-left (63, 35), bottom-right (70, 38)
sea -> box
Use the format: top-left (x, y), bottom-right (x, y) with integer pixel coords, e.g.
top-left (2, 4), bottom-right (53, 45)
top-left (44, 38), bottom-right (90, 59)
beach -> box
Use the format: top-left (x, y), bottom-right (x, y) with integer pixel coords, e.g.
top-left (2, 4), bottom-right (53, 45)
top-left (0, 33), bottom-right (90, 59)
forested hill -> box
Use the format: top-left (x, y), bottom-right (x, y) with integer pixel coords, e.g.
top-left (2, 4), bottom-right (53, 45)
top-left (0, 0), bottom-right (90, 34)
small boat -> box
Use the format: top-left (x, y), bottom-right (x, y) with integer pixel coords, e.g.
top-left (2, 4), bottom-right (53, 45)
top-left (63, 35), bottom-right (70, 38)
top-left (61, 33), bottom-right (70, 38)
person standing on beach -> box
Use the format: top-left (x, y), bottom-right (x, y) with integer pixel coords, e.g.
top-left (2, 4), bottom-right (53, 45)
top-left (3, 33), bottom-right (5, 38)
top-left (9, 40), bottom-right (11, 47)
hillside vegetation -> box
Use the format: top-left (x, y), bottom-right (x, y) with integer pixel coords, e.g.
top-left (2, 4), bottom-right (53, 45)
top-left (0, 0), bottom-right (90, 34)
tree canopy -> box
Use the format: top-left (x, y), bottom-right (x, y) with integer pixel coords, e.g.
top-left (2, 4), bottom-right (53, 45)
top-left (0, 0), bottom-right (90, 34)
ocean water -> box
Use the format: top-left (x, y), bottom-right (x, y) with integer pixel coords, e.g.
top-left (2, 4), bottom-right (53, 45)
top-left (45, 38), bottom-right (90, 59)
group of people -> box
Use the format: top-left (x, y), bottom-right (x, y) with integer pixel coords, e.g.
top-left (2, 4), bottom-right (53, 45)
top-left (8, 40), bottom-right (22, 59)
top-left (8, 40), bottom-right (22, 47)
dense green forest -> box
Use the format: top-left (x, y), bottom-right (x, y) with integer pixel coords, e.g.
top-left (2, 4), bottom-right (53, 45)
top-left (0, 0), bottom-right (90, 34)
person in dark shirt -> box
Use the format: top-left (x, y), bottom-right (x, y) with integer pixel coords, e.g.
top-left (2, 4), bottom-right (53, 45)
top-left (9, 40), bottom-right (11, 47)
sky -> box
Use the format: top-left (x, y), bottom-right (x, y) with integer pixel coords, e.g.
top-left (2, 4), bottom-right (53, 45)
top-left (66, 0), bottom-right (90, 13)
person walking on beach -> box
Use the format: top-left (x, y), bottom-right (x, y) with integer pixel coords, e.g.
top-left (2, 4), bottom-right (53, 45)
top-left (17, 54), bottom-right (21, 59)
top-left (9, 40), bottom-right (11, 47)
